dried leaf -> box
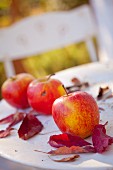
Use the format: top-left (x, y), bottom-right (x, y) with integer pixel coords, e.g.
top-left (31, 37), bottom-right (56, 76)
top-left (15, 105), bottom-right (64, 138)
top-left (0, 128), bottom-right (14, 138)
top-left (92, 122), bottom-right (113, 153)
top-left (48, 146), bottom-right (89, 155)
top-left (66, 85), bottom-right (79, 93)
top-left (66, 82), bottom-right (89, 93)
top-left (8, 112), bottom-right (25, 128)
top-left (0, 114), bottom-right (16, 124)
top-left (99, 107), bottom-right (105, 111)
top-left (48, 133), bottom-right (91, 148)
top-left (18, 114), bottom-right (43, 140)
top-left (0, 112), bottom-right (25, 138)
top-left (0, 112), bottom-right (25, 127)
top-left (97, 86), bottom-right (113, 100)
top-left (49, 154), bottom-right (79, 162)
top-left (84, 145), bottom-right (96, 153)
top-left (28, 109), bottom-right (39, 116)
top-left (71, 77), bottom-right (81, 85)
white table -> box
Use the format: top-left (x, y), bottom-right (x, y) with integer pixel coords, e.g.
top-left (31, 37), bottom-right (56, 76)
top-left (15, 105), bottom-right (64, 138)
top-left (0, 61), bottom-right (113, 170)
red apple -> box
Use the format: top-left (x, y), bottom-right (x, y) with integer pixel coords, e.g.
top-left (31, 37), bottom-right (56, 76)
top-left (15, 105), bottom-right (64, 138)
top-left (1, 73), bottom-right (35, 109)
top-left (27, 76), bottom-right (66, 115)
top-left (52, 91), bottom-right (100, 138)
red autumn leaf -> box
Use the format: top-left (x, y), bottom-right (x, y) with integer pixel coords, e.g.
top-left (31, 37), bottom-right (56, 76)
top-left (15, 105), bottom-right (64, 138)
top-left (48, 146), bottom-right (89, 155)
top-left (49, 154), bottom-right (79, 162)
top-left (18, 114), bottom-right (43, 140)
top-left (0, 112), bottom-right (25, 127)
top-left (0, 114), bottom-right (15, 124)
top-left (8, 112), bottom-right (26, 128)
top-left (83, 145), bottom-right (96, 153)
top-left (92, 122), bottom-right (113, 153)
top-left (0, 128), bottom-right (14, 138)
top-left (0, 112), bottom-right (25, 138)
top-left (48, 133), bottom-right (91, 148)
top-left (28, 109), bottom-right (39, 116)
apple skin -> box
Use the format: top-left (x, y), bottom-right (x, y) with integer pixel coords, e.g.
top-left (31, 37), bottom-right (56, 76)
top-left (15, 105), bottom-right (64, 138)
top-left (27, 78), bottom-right (66, 115)
top-left (52, 91), bottom-right (100, 138)
top-left (1, 73), bottom-right (35, 109)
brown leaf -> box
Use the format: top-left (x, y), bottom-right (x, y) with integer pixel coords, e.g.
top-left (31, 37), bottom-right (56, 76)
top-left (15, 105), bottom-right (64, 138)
top-left (71, 77), bottom-right (81, 85)
top-left (97, 86), bottom-right (113, 100)
top-left (66, 80), bottom-right (89, 93)
top-left (49, 154), bottom-right (79, 162)
top-left (48, 146), bottom-right (88, 155)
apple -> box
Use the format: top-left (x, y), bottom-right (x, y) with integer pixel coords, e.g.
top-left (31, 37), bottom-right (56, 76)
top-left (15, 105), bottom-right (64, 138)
top-left (52, 91), bottom-right (100, 138)
top-left (1, 73), bottom-right (35, 109)
top-left (27, 76), bottom-right (66, 115)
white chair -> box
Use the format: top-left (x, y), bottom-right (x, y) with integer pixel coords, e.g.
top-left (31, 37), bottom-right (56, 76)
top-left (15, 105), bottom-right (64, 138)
top-left (0, 5), bottom-right (97, 77)
top-left (90, 0), bottom-right (113, 63)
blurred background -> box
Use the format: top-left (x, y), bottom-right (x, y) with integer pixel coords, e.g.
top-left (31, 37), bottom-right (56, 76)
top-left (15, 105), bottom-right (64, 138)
top-left (0, 0), bottom-right (98, 99)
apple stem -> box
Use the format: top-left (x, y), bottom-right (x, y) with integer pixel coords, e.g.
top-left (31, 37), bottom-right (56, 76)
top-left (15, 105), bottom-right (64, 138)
top-left (10, 76), bottom-right (16, 81)
top-left (62, 84), bottom-right (69, 96)
top-left (47, 73), bottom-right (55, 81)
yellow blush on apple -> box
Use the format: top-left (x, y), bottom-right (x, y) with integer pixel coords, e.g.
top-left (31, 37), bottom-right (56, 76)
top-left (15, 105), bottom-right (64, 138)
top-left (52, 91), bottom-right (100, 139)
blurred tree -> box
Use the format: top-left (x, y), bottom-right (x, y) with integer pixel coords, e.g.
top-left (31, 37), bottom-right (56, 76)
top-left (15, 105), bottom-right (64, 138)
top-left (13, 42), bottom-right (91, 78)
top-left (0, 0), bottom-right (11, 27)
top-left (44, 0), bottom-right (89, 11)
top-left (0, 0), bottom-right (89, 27)
top-left (10, 0), bottom-right (31, 22)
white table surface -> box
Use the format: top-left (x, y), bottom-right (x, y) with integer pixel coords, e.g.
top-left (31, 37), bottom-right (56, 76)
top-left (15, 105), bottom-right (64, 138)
top-left (0, 61), bottom-right (113, 170)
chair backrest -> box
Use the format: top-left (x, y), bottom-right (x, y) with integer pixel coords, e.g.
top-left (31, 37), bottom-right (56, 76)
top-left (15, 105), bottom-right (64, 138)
top-left (91, 0), bottom-right (113, 63)
top-left (0, 5), bottom-right (97, 77)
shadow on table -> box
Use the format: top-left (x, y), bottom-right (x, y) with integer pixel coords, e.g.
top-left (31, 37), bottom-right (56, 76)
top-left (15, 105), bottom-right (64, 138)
top-left (0, 156), bottom-right (36, 170)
